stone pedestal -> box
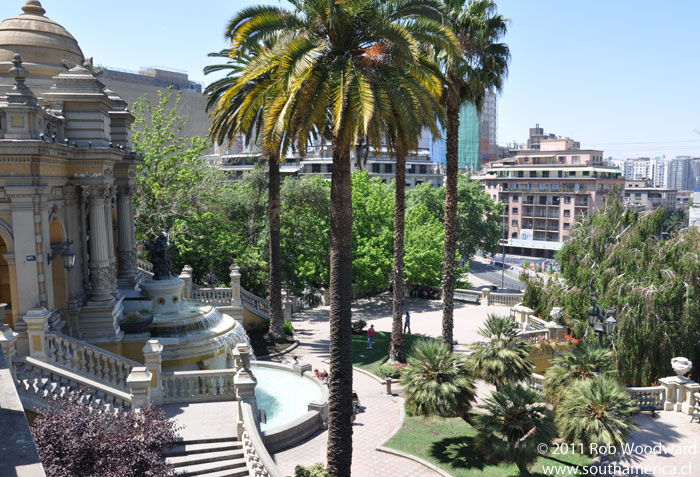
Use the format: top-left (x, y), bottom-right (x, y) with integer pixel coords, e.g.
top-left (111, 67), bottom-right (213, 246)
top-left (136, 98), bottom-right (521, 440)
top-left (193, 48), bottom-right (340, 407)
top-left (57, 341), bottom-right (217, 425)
top-left (660, 376), bottom-right (688, 412)
top-left (179, 265), bottom-right (193, 299)
top-left (22, 307), bottom-right (50, 358)
top-left (140, 278), bottom-right (185, 315)
top-left (481, 287), bottom-right (491, 306)
top-left (126, 367), bottom-right (152, 410)
top-left (78, 297), bottom-right (124, 345)
top-left (228, 264), bottom-right (243, 324)
top-left (142, 339), bottom-right (163, 403)
top-left (681, 382), bottom-right (700, 415)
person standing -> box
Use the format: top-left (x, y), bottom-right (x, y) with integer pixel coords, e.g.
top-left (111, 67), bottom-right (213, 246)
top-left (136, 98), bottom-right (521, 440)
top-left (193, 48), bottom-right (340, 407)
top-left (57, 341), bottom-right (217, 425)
top-left (404, 311), bottom-right (411, 334)
top-left (367, 324), bottom-right (375, 349)
top-left (205, 269), bottom-right (216, 288)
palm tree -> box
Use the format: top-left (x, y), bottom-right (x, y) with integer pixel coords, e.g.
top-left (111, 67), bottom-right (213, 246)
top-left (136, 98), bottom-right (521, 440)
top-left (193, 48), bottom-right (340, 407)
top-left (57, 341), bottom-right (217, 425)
top-left (543, 342), bottom-right (616, 406)
top-left (219, 2), bottom-right (457, 474)
top-left (557, 376), bottom-right (637, 455)
top-left (474, 383), bottom-right (557, 475)
top-left (204, 47), bottom-right (287, 342)
top-left (468, 315), bottom-right (533, 389)
top-left (401, 339), bottom-right (476, 422)
top-left (439, 0), bottom-right (510, 351)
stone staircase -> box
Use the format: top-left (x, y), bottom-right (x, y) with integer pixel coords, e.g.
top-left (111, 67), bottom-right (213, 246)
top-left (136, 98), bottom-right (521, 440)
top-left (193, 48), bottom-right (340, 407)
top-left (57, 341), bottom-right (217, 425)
top-left (162, 436), bottom-right (249, 477)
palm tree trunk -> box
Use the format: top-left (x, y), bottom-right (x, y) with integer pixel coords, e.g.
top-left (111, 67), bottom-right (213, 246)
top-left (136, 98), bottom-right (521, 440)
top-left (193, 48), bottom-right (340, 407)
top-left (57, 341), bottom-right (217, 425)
top-left (441, 85), bottom-right (461, 352)
top-left (268, 153), bottom-right (285, 342)
top-left (390, 145), bottom-right (407, 363)
top-left (327, 136), bottom-right (353, 477)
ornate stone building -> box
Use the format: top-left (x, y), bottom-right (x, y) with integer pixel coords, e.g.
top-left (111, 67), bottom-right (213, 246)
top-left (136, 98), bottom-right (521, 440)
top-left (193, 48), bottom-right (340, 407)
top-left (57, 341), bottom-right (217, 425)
top-left (0, 1), bottom-right (140, 353)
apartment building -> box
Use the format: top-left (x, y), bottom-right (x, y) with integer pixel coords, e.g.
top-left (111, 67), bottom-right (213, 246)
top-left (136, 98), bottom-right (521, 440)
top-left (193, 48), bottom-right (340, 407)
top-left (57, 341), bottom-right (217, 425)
top-left (482, 138), bottom-right (624, 258)
top-left (624, 180), bottom-right (677, 211)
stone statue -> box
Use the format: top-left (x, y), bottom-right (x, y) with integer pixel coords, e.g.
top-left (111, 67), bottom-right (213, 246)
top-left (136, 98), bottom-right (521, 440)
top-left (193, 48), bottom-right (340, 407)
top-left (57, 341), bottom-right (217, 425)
top-left (143, 232), bottom-right (173, 280)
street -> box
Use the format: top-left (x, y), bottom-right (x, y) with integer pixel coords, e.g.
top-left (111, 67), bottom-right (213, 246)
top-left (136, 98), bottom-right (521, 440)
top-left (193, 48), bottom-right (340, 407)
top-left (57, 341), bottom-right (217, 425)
top-left (468, 259), bottom-right (525, 292)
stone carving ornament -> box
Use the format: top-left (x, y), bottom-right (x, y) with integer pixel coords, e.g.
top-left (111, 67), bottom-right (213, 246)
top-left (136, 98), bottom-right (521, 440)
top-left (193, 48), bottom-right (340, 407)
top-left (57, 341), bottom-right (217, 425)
top-left (89, 265), bottom-right (112, 296)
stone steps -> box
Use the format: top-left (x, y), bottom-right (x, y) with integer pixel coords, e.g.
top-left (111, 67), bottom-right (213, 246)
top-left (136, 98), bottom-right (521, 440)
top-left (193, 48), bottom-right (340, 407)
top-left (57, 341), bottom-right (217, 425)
top-left (163, 437), bottom-right (248, 477)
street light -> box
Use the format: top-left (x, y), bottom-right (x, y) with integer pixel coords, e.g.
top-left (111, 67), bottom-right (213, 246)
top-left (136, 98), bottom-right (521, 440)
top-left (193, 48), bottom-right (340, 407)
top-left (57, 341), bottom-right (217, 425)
top-left (48, 239), bottom-right (76, 270)
top-left (587, 301), bottom-right (616, 346)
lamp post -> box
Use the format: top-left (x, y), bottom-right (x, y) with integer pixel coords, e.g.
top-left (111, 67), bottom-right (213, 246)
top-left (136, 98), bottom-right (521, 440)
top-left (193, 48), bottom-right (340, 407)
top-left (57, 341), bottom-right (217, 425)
top-left (587, 301), bottom-right (617, 346)
top-left (48, 239), bottom-right (76, 271)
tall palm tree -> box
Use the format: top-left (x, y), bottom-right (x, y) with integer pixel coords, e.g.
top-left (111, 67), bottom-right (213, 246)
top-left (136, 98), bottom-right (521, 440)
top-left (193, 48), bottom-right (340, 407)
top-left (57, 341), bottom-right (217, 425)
top-left (474, 383), bottom-right (557, 475)
top-left (467, 315), bottom-right (533, 389)
top-left (219, 2), bottom-right (457, 474)
top-left (204, 47), bottom-right (287, 342)
top-left (439, 0), bottom-right (510, 351)
top-left (543, 342), bottom-right (616, 406)
top-left (557, 376), bottom-right (637, 455)
top-left (401, 339), bottom-right (476, 422)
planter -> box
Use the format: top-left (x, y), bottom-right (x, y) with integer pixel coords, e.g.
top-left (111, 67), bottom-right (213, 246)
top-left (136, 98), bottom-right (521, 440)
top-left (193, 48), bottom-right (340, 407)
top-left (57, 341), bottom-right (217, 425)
top-left (119, 316), bottom-right (154, 334)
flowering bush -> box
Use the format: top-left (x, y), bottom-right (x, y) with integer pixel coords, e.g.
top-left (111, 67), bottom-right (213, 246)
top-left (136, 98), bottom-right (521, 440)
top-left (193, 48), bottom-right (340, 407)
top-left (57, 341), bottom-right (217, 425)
top-left (378, 361), bottom-right (410, 379)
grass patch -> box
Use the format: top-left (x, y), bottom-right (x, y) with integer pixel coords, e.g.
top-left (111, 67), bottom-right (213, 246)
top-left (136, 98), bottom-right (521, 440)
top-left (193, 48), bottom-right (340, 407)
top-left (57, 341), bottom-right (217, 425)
top-left (385, 416), bottom-right (592, 476)
top-left (351, 331), bottom-right (433, 376)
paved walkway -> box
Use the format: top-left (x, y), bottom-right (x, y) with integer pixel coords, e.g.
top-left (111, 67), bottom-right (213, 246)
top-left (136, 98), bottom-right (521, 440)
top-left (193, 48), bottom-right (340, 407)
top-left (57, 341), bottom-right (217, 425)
top-left (270, 296), bottom-right (505, 476)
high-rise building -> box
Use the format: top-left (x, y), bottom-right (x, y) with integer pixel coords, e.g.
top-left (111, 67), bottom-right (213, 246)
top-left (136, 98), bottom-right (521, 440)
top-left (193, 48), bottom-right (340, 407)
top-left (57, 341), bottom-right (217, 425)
top-left (668, 157), bottom-right (691, 191)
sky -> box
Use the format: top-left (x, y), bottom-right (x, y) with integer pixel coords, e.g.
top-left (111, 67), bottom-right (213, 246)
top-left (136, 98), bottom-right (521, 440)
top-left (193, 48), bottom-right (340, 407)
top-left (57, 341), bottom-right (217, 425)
top-left (1, 0), bottom-right (699, 159)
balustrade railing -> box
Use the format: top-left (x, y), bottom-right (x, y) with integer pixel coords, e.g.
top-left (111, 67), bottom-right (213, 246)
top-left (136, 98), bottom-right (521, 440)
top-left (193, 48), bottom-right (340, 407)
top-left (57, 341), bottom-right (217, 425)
top-left (517, 329), bottom-right (550, 343)
top-left (488, 292), bottom-right (524, 307)
top-left (525, 373), bottom-right (545, 394)
top-left (239, 401), bottom-right (283, 477)
top-left (45, 332), bottom-right (141, 392)
top-left (625, 386), bottom-right (666, 410)
top-left (190, 287), bottom-right (232, 305)
top-left (161, 369), bottom-right (238, 403)
top-left (241, 286), bottom-right (269, 317)
top-left (136, 258), bottom-right (153, 273)
top-left (13, 356), bottom-right (131, 412)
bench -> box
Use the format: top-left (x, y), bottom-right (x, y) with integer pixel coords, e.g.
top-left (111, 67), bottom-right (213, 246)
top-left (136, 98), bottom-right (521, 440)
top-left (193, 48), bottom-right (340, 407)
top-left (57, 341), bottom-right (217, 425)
top-left (630, 395), bottom-right (657, 416)
top-left (454, 293), bottom-right (480, 305)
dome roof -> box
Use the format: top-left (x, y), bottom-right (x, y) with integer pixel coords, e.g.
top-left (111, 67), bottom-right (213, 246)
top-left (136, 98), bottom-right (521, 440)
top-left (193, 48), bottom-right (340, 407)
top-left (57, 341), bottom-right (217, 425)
top-left (0, 1), bottom-right (84, 82)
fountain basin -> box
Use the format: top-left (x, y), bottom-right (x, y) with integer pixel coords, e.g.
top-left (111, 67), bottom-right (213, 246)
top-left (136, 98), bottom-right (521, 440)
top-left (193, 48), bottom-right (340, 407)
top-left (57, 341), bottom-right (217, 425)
top-left (252, 361), bottom-right (328, 452)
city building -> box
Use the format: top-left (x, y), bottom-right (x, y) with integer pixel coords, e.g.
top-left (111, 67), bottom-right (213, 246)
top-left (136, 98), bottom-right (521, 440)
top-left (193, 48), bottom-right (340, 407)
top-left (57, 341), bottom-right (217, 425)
top-left (689, 188), bottom-right (700, 228)
top-left (623, 180), bottom-right (677, 211)
top-left (481, 138), bottom-right (624, 258)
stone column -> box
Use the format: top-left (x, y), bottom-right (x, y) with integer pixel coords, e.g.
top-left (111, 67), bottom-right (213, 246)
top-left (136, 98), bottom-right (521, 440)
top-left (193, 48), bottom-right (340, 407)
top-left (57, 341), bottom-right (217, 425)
top-left (126, 367), bottom-right (152, 410)
top-left (104, 186), bottom-right (118, 295)
top-left (116, 185), bottom-right (138, 287)
top-left (179, 265), bottom-right (193, 298)
top-left (481, 287), bottom-right (491, 306)
top-left (682, 382), bottom-right (700, 415)
top-left (84, 186), bottom-right (113, 302)
top-left (142, 339), bottom-right (163, 403)
top-left (229, 264), bottom-right (243, 325)
top-left (22, 307), bottom-right (50, 359)
top-left (233, 344), bottom-right (258, 426)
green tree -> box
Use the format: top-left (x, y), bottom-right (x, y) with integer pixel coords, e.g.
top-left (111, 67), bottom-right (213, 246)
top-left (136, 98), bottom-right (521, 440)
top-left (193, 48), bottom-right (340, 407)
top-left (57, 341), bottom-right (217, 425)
top-left (205, 44), bottom-right (286, 342)
top-left (404, 203), bottom-right (445, 287)
top-left (474, 383), bottom-right (556, 475)
top-left (543, 343), bottom-right (616, 406)
top-left (439, 0), bottom-right (510, 351)
top-left (401, 339), bottom-right (476, 422)
top-left (281, 175), bottom-right (331, 295)
top-left (352, 171), bottom-right (394, 294)
top-left (468, 315), bottom-right (533, 389)
top-left (222, 2), bottom-right (457, 473)
top-left (132, 88), bottom-right (213, 240)
top-left (557, 376), bottom-right (637, 455)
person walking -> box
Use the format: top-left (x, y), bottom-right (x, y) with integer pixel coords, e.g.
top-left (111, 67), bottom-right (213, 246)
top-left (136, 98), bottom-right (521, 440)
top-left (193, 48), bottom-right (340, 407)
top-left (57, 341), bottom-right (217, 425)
top-left (205, 269), bottom-right (216, 288)
top-left (367, 324), bottom-right (375, 349)
top-left (404, 311), bottom-right (411, 335)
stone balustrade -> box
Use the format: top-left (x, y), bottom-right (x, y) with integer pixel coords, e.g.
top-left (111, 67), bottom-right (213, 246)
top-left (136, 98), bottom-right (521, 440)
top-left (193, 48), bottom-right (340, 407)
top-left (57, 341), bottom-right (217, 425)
top-left (45, 331), bottom-right (140, 392)
top-left (625, 385), bottom-right (666, 410)
top-left (488, 292), bottom-right (524, 307)
top-left (241, 286), bottom-right (270, 318)
top-left (190, 287), bottom-right (233, 305)
top-left (239, 401), bottom-right (283, 477)
top-left (525, 372), bottom-right (545, 394)
top-left (13, 356), bottom-right (132, 412)
top-left (161, 369), bottom-right (238, 403)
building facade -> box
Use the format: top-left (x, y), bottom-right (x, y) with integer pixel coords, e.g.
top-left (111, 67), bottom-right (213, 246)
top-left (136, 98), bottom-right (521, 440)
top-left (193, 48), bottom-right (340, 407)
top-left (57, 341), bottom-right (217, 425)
top-left (624, 180), bottom-right (677, 211)
top-left (0, 1), bottom-right (141, 352)
top-left (482, 138), bottom-right (624, 258)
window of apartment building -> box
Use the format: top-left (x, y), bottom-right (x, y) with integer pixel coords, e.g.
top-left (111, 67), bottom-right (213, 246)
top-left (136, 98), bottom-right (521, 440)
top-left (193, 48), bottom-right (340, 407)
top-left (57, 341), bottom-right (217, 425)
top-left (530, 171), bottom-right (538, 177)
top-left (419, 164), bottom-right (426, 174)
top-left (372, 163), bottom-right (380, 173)
top-left (512, 232), bottom-right (518, 238)
top-left (538, 183), bottom-right (547, 190)
top-left (558, 170), bottom-right (564, 178)
top-left (408, 165), bottom-right (416, 174)
top-left (512, 220), bottom-right (518, 227)
top-left (384, 163), bottom-right (393, 174)
top-left (327, 164), bottom-right (333, 173)
top-left (635, 193), bottom-right (642, 199)
top-left (564, 196), bottom-right (571, 204)
top-left (551, 183), bottom-right (559, 191)
top-left (558, 156), bottom-right (565, 164)
top-left (563, 223), bottom-right (570, 230)
top-left (583, 171), bottom-right (589, 176)
top-left (542, 171), bottom-right (550, 178)
top-left (564, 210), bottom-right (571, 217)
top-left (517, 171), bottom-right (524, 178)
top-left (512, 195), bottom-right (519, 202)
top-left (572, 156), bottom-right (581, 164)
top-left (524, 157), bottom-right (530, 162)
top-left (312, 164), bottom-right (321, 173)
top-left (415, 180), bottom-right (422, 186)
top-left (513, 207), bottom-right (519, 214)
top-left (569, 171), bottom-right (576, 176)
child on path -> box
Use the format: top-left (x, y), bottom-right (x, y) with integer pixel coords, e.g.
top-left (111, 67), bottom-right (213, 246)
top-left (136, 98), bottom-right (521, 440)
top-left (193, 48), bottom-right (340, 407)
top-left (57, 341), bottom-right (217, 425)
top-left (367, 324), bottom-right (375, 349)
top-left (404, 311), bottom-right (411, 334)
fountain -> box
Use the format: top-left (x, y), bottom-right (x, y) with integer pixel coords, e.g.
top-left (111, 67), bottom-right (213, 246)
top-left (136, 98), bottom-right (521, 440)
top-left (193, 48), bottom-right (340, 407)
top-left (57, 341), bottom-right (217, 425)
top-left (121, 234), bottom-right (250, 371)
